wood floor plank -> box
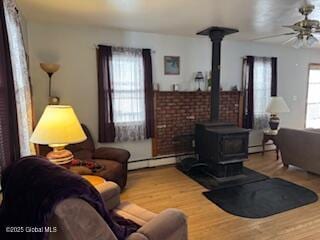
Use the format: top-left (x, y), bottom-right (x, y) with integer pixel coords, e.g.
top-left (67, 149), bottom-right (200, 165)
top-left (121, 152), bottom-right (320, 240)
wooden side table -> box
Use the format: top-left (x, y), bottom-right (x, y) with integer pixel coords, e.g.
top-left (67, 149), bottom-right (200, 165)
top-left (82, 175), bottom-right (105, 186)
top-left (262, 130), bottom-right (279, 160)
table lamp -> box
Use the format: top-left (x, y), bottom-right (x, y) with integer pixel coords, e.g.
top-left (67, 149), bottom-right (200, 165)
top-left (30, 105), bottom-right (87, 165)
top-left (266, 96), bottom-right (290, 132)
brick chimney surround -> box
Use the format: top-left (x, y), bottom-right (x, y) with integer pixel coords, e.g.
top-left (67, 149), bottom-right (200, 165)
top-left (152, 90), bottom-right (242, 156)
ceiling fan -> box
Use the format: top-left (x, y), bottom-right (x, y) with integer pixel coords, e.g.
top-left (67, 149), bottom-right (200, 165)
top-left (255, 4), bottom-right (320, 48)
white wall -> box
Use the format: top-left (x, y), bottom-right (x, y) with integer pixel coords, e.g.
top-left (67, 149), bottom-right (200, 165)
top-left (26, 21), bottom-right (320, 161)
top-left (220, 41), bottom-right (320, 147)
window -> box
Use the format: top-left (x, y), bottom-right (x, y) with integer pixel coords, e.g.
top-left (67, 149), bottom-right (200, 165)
top-left (111, 47), bottom-right (146, 142)
top-left (306, 64), bottom-right (320, 128)
top-left (252, 57), bottom-right (272, 129)
top-left (97, 45), bottom-right (154, 143)
top-left (111, 48), bottom-right (145, 124)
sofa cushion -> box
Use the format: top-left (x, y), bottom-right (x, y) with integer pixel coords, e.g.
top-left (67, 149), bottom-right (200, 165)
top-left (49, 198), bottom-right (118, 240)
top-left (73, 149), bottom-right (93, 160)
top-left (114, 202), bottom-right (157, 226)
top-left (93, 159), bottom-right (123, 182)
top-left (67, 124), bottom-right (95, 154)
top-left (305, 128), bottom-right (320, 133)
top-left (70, 166), bottom-right (93, 175)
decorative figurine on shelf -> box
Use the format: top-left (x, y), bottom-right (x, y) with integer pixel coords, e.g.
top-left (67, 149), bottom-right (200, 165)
top-left (230, 85), bottom-right (238, 91)
top-left (40, 63), bottom-right (60, 105)
top-left (194, 71), bottom-right (204, 91)
top-left (172, 83), bottom-right (179, 91)
top-left (153, 83), bottom-right (160, 91)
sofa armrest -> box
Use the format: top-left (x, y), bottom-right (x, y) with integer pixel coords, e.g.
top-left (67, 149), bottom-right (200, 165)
top-left (136, 209), bottom-right (187, 240)
top-left (94, 181), bottom-right (121, 210)
top-left (126, 232), bottom-right (148, 240)
top-left (93, 147), bottom-right (130, 164)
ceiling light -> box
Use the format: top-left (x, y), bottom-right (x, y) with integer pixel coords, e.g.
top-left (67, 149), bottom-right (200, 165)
top-left (306, 34), bottom-right (319, 47)
top-left (292, 35), bottom-right (304, 48)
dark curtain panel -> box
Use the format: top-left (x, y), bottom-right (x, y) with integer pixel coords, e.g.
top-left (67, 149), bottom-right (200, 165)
top-left (271, 57), bottom-right (278, 97)
top-left (243, 56), bottom-right (254, 129)
top-left (0, 2), bottom-right (20, 171)
top-left (142, 49), bottom-right (154, 138)
top-left (97, 45), bottom-right (115, 143)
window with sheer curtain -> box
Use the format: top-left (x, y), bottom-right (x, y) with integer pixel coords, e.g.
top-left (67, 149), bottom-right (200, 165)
top-left (110, 47), bottom-right (146, 142)
top-left (253, 57), bottom-right (272, 129)
top-left (242, 56), bottom-right (277, 130)
top-left (306, 64), bottom-right (320, 128)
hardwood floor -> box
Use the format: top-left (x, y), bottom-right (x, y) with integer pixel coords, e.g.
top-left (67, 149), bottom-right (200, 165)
top-left (121, 152), bottom-right (320, 240)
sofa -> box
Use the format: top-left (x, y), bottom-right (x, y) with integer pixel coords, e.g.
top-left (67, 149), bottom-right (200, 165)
top-left (48, 180), bottom-right (188, 240)
top-left (40, 124), bottom-right (130, 190)
top-left (277, 128), bottom-right (320, 174)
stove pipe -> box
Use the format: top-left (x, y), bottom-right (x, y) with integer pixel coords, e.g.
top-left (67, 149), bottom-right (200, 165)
top-left (197, 27), bottom-right (238, 121)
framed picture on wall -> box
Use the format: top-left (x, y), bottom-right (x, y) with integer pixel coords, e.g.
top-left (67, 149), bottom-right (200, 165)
top-left (164, 56), bottom-right (180, 75)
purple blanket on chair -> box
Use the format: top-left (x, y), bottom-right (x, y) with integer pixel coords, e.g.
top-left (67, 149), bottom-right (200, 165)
top-left (0, 156), bottom-right (139, 240)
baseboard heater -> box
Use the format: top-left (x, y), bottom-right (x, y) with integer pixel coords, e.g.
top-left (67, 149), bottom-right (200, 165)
top-left (128, 144), bottom-right (276, 171)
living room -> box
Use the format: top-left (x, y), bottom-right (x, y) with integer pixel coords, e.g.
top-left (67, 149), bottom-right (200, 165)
top-left (1, 0), bottom-right (320, 239)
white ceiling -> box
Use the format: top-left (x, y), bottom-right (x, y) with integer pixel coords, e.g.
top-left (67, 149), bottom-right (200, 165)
top-left (16, 0), bottom-right (320, 43)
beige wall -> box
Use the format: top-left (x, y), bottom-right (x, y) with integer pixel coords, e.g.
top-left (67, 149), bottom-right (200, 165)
top-left (27, 22), bottom-right (214, 161)
top-left (26, 21), bottom-right (320, 161)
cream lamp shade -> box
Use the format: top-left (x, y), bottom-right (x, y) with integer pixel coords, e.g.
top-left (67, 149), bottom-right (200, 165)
top-left (40, 63), bottom-right (60, 74)
top-left (40, 63), bottom-right (60, 105)
top-left (266, 97), bottom-right (290, 114)
top-left (30, 105), bottom-right (86, 164)
top-left (30, 105), bottom-right (86, 145)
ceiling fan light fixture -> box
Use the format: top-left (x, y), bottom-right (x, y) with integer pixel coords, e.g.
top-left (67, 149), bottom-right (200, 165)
top-left (306, 34), bottom-right (319, 47)
top-left (277, 4), bottom-right (320, 49)
top-left (292, 35), bottom-right (304, 48)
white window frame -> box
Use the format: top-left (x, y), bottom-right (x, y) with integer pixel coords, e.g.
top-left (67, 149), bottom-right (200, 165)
top-left (305, 63), bottom-right (320, 128)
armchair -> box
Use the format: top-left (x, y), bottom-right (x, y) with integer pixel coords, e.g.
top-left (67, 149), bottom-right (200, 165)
top-left (39, 124), bottom-right (130, 190)
top-left (49, 181), bottom-right (188, 240)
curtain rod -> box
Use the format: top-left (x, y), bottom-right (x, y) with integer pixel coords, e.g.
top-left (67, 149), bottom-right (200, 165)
top-left (242, 56), bottom-right (277, 59)
top-left (93, 44), bottom-right (156, 53)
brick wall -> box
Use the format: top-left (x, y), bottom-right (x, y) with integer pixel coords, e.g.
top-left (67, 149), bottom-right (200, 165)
top-left (153, 91), bottom-right (241, 156)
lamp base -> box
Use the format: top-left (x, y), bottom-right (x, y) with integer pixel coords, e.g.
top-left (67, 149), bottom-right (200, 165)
top-left (47, 144), bottom-right (73, 165)
top-left (269, 114), bottom-right (280, 131)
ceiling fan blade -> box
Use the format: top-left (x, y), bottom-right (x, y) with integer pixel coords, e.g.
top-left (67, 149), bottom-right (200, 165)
top-left (252, 32), bottom-right (296, 41)
top-left (282, 25), bottom-right (305, 31)
top-left (282, 36), bottom-right (298, 45)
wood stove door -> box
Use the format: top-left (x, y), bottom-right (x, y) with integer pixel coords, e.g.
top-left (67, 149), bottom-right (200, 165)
top-left (219, 133), bottom-right (248, 162)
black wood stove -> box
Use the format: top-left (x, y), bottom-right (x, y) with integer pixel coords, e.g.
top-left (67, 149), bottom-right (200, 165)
top-left (193, 27), bottom-right (250, 181)
top-left (195, 122), bottom-right (249, 179)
